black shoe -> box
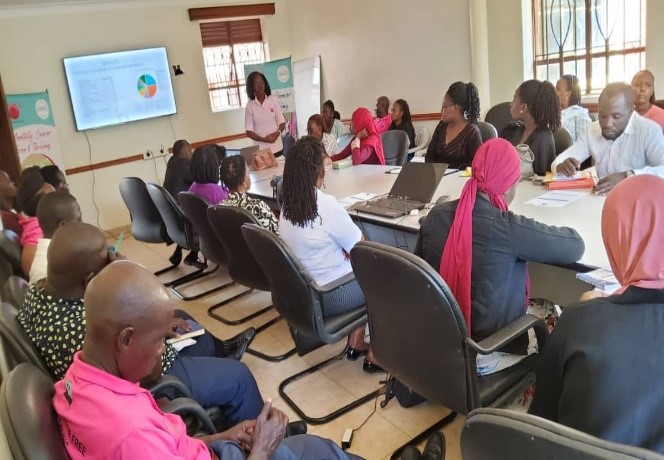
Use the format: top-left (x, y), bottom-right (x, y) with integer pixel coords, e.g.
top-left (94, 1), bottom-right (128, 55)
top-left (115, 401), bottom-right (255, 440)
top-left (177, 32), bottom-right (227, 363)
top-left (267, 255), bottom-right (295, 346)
top-left (222, 328), bottom-right (256, 360)
top-left (345, 346), bottom-right (367, 361)
top-left (362, 359), bottom-right (385, 374)
top-left (400, 445), bottom-right (421, 460)
top-left (284, 421), bottom-right (307, 437)
top-left (184, 251), bottom-right (206, 270)
top-left (421, 432), bottom-right (445, 460)
top-left (169, 246), bottom-right (183, 266)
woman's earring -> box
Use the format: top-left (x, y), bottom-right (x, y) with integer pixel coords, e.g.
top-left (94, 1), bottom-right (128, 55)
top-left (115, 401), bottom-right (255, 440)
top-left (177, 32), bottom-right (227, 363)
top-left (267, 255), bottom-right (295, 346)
top-left (463, 110), bottom-right (469, 120)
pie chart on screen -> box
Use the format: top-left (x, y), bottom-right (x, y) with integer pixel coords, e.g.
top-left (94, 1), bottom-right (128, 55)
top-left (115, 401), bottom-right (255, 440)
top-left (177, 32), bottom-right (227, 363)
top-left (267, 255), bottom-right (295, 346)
top-left (137, 74), bottom-right (158, 98)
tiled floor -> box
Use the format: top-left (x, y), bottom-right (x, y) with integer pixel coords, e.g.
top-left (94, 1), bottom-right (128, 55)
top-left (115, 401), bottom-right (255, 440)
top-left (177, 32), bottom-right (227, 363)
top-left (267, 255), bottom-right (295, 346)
top-left (117, 233), bottom-right (465, 460)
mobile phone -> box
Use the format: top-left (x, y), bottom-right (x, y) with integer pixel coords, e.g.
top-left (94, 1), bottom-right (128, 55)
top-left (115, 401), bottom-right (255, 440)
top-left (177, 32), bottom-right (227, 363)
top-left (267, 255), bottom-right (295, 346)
top-left (113, 231), bottom-right (125, 254)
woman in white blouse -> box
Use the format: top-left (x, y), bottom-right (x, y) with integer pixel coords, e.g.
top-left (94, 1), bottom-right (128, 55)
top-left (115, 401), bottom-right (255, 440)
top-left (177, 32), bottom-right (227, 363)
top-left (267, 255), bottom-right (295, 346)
top-left (556, 74), bottom-right (591, 141)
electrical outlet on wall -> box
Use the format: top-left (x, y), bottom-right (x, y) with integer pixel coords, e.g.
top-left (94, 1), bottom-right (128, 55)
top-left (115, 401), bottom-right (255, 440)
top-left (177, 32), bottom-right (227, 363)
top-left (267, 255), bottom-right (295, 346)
top-left (143, 146), bottom-right (169, 160)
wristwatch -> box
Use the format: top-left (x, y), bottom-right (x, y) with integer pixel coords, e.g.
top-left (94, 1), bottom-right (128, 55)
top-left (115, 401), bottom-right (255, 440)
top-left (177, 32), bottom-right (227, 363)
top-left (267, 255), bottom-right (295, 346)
top-left (626, 170), bottom-right (635, 177)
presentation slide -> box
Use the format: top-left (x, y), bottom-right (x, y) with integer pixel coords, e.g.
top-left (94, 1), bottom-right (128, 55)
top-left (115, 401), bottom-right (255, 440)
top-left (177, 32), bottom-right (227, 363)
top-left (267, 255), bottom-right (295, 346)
top-left (64, 47), bottom-right (177, 131)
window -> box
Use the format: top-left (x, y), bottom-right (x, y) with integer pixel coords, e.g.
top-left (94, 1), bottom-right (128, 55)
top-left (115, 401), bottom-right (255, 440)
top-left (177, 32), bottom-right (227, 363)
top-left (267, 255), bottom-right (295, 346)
top-left (200, 19), bottom-right (266, 112)
top-left (532, 0), bottom-right (646, 95)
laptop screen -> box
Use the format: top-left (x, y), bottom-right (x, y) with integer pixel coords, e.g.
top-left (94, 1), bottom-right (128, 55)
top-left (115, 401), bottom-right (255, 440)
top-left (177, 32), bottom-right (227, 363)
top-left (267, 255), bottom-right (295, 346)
top-left (225, 145), bottom-right (259, 165)
top-left (388, 163), bottom-right (448, 202)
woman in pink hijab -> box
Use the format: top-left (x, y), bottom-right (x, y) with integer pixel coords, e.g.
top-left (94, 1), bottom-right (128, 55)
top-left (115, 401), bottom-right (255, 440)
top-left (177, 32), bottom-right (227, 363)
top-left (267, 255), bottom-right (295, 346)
top-left (529, 175), bottom-right (664, 453)
top-left (415, 138), bottom-right (584, 342)
top-left (330, 108), bottom-right (386, 165)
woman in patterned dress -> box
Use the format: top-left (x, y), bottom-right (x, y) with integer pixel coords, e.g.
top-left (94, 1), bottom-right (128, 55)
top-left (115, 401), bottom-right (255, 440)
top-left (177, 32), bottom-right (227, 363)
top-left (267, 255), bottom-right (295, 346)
top-left (219, 155), bottom-right (279, 233)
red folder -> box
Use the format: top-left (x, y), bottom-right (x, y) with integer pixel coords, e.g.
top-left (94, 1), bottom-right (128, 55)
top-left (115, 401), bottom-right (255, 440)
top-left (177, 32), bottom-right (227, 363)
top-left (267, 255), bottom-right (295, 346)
top-left (546, 177), bottom-right (595, 190)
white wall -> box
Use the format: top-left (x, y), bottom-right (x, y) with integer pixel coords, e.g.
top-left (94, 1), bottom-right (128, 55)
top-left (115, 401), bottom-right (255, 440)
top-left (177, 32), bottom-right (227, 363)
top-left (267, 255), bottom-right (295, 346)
top-left (0, 0), bottom-right (291, 229)
top-left (285, 0), bottom-right (473, 120)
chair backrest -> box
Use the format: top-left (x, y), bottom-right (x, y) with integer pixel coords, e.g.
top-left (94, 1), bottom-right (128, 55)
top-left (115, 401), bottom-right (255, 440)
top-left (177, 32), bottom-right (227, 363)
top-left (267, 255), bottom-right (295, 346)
top-left (282, 133), bottom-right (295, 156)
top-left (413, 127), bottom-right (431, 151)
top-left (336, 132), bottom-right (354, 151)
top-left (178, 192), bottom-right (227, 266)
top-left (554, 126), bottom-right (573, 155)
top-left (0, 302), bottom-right (50, 375)
top-left (485, 102), bottom-right (512, 137)
top-left (0, 230), bottom-right (23, 277)
top-left (119, 177), bottom-right (169, 244)
top-left (207, 206), bottom-right (270, 291)
top-left (3, 276), bottom-right (28, 308)
top-left (0, 363), bottom-right (68, 460)
top-left (146, 183), bottom-right (197, 251)
top-left (350, 241), bottom-right (475, 415)
top-left (461, 408), bottom-right (664, 460)
top-left (477, 121), bottom-right (498, 143)
top-left (380, 130), bottom-right (410, 166)
top-left (241, 224), bottom-right (322, 337)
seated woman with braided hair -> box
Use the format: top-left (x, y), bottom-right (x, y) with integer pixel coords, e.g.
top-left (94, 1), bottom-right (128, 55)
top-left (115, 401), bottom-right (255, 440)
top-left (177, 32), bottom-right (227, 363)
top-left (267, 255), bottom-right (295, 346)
top-left (278, 136), bottom-right (382, 373)
top-left (219, 155), bottom-right (278, 234)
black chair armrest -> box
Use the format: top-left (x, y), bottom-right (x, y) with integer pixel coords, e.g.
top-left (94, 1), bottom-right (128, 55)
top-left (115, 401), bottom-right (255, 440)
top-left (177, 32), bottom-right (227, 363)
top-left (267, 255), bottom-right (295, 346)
top-left (147, 374), bottom-right (193, 399)
top-left (465, 314), bottom-right (548, 355)
top-left (311, 272), bottom-right (357, 294)
top-left (159, 397), bottom-right (216, 435)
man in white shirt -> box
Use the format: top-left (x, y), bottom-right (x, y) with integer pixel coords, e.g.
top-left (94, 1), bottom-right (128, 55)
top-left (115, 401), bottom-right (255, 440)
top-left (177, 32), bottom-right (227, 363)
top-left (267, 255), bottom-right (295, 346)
top-left (552, 82), bottom-right (664, 194)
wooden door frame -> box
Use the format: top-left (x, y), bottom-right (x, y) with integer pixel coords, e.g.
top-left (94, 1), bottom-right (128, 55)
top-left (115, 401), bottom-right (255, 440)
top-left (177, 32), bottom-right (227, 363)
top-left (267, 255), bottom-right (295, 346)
top-left (0, 73), bottom-right (22, 183)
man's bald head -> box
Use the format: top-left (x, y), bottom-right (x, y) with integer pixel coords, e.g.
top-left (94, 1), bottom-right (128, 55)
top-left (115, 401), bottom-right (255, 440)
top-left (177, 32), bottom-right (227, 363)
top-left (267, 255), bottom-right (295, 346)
top-left (83, 261), bottom-right (173, 383)
top-left (46, 222), bottom-right (109, 298)
top-left (597, 82), bottom-right (635, 140)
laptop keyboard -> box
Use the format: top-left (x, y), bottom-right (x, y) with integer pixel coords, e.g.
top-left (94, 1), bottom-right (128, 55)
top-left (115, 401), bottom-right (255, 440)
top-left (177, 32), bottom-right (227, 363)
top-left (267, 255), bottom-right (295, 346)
top-left (371, 197), bottom-right (424, 212)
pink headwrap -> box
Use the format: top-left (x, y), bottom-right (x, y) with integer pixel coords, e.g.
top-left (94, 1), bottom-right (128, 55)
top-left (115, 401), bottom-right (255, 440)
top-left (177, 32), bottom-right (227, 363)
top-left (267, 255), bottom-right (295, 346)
top-left (439, 138), bottom-right (522, 330)
top-left (602, 175), bottom-right (664, 293)
top-left (351, 108), bottom-right (386, 165)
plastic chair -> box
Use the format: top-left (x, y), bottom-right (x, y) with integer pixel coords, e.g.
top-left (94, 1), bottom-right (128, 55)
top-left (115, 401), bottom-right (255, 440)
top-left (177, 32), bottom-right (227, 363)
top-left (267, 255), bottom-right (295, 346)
top-left (0, 230), bottom-right (23, 278)
top-left (461, 408), bottom-right (664, 460)
top-left (146, 183), bottom-right (229, 301)
top-left (0, 302), bottom-right (50, 375)
top-left (0, 363), bottom-right (68, 460)
top-left (350, 242), bottom-right (548, 459)
top-left (380, 130), bottom-right (410, 166)
top-left (485, 102), bottom-right (513, 138)
top-left (477, 120), bottom-right (498, 143)
top-left (408, 127), bottom-right (431, 157)
top-left (207, 205), bottom-right (296, 362)
top-left (242, 224), bottom-right (380, 424)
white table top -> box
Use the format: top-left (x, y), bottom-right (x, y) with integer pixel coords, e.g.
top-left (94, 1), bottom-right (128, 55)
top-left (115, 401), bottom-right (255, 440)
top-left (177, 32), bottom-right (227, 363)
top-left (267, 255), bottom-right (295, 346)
top-left (249, 164), bottom-right (608, 269)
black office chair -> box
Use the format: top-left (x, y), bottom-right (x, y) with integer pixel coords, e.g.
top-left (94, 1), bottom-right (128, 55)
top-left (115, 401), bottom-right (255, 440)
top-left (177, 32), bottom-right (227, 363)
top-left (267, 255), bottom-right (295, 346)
top-left (380, 130), bottom-right (410, 166)
top-left (0, 302), bottom-right (50, 375)
top-left (461, 408), bottom-right (664, 460)
top-left (147, 183), bottom-right (230, 301)
top-left (485, 102), bottom-right (512, 138)
top-left (242, 224), bottom-right (380, 424)
top-left (554, 126), bottom-right (574, 155)
top-left (477, 120), bottom-right (498, 143)
top-left (0, 363), bottom-right (68, 460)
top-left (350, 242), bottom-right (548, 459)
top-left (0, 230), bottom-right (24, 278)
top-left (119, 177), bottom-right (183, 280)
top-left (207, 205), bottom-right (296, 362)
top-left (282, 133), bottom-right (295, 156)
top-left (3, 276), bottom-right (28, 308)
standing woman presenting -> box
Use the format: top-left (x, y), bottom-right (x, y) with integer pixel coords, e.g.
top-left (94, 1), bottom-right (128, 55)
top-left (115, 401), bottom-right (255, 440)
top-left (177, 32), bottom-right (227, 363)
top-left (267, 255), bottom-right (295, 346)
top-left (245, 71), bottom-right (286, 156)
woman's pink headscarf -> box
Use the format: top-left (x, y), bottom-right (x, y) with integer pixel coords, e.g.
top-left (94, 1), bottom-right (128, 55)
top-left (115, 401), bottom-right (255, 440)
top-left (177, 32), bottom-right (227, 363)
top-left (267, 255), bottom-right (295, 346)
top-left (439, 138), bottom-right (521, 330)
top-left (602, 175), bottom-right (664, 293)
top-left (351, 108), bottom-right (386, 165)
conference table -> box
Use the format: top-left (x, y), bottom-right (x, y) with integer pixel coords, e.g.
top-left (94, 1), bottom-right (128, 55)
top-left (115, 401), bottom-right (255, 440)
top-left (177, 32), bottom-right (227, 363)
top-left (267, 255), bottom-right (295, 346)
top-left (249, 160), bottom-right (606, 306)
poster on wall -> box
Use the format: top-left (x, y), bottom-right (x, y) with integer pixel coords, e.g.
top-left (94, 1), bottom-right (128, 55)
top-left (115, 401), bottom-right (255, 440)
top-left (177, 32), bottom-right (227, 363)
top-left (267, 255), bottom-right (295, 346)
top-left (245, 57), bottom-right (297, 138)
top-left (6, 91), bottom-right (66, 171)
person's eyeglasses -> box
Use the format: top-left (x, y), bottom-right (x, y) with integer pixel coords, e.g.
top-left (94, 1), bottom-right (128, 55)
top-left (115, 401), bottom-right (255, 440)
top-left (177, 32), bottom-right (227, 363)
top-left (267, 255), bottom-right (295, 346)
top-left (441, 103), bottom-right (455, 111)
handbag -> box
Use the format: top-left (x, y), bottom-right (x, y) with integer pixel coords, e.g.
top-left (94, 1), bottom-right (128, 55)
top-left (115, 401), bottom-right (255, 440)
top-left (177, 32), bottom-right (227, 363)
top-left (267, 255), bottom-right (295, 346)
top-left (251, 148), bottom-right (278, 171)
top-left (516, 144), bottom-right (535, 179)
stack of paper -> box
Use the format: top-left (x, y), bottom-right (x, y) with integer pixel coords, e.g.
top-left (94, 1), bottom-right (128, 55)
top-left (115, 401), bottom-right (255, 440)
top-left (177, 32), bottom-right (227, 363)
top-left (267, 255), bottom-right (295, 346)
top-left (544, 171), bottom-right (595, 190)
top-left (338, 193), bottom-right (377, 209)
top-left (576, 268), bottom-right (620, 293)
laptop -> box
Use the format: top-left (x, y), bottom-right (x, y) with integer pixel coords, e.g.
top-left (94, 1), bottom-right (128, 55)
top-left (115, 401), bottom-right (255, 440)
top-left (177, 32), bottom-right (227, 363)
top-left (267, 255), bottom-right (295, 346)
top-left (226, 145), bottom-right (260, 164)
top-left (354, 163), bottom-right (448, 218)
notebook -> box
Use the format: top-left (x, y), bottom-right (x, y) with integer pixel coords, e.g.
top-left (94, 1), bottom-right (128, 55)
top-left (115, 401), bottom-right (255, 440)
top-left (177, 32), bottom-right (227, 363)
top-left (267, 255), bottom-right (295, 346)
top-left (354, 163), bottom-right (447, 218)
top-left (576, 268), bottom-right (620, 292)
top-left (166, 320), bottom-right (205, 344)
